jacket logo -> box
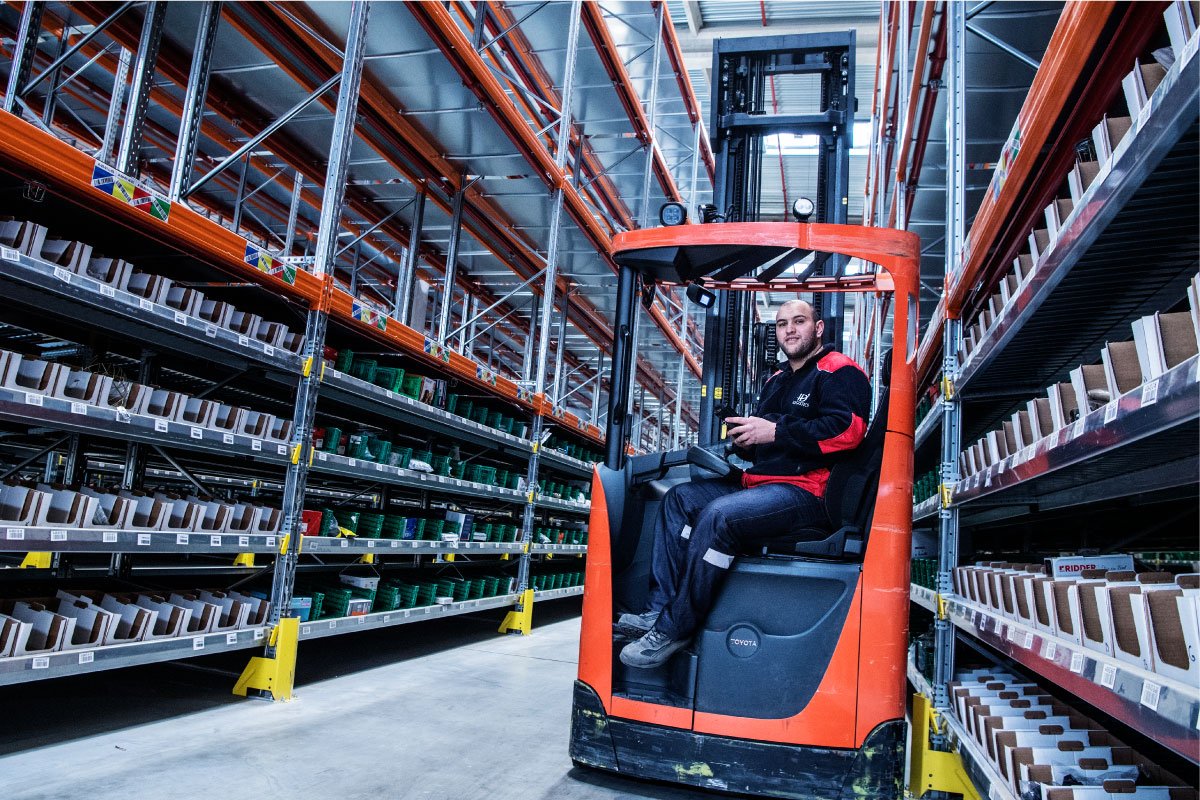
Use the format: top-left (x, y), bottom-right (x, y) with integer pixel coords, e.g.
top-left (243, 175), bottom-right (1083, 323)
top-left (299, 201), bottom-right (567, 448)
top-left (792, 393), bottom-right (811, 408)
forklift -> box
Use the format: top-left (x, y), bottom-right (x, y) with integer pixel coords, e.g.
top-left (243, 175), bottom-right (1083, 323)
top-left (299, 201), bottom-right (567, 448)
top-left (569, 32), bottom-right (920, 799)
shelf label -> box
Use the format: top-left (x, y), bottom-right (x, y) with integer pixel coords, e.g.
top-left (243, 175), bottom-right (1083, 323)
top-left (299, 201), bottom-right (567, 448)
top-left (301, 626), bottom-right (311, 636)
top-left (328, 620), bottom-right (337, 629)
top-left (226, 632), bottom-right (238, 645)
top-left (339, 539), bottom-right (348, 548)
top-left (192, 636), bottom-right (205, 650)
top-left (32, 657), bottom-right (49, 669)
top-left (382, 615), bottom-right (391, 623)
top-left (1072, 419), bottom-right (1085, 439)
top-left (210, 535), bottom-right (222, 547)
top-left (53, 266), bottom-right (71, 282)
top-left (358, 617), bottom-right (366, 625)
top-left (1070, 652), bottom-right (1086, 673)
top-left (235, 536), bottom-right (248, 547)
top-left (176, 533), bottom-right (190, 545)
top-left (238, 335), bottom-right (249, 347)
top-left (367, 540), bottom-right (375, 548)
top-left (102, 531), bottom-right (118, 543)
top-left (1099, 663), bottom-right (1117, 689)
top-left (390, 541), bottom-right (399, 548)
top-left (0, 245), bottom-right (18, 261)
top-left (348, 458), bottom-right (357, 468)
top-left (205, 325), bottom-right (217, 338)
top-left (263, 344), bottom-right (275, 357)
top-left (253, 628), bottom-right (265, 640)
top-left (403, 609), bottom-right (412, 618)
top-left (1024, 631), bottom-right (1034, 649)
top-left (174, 311), bottom-right (187, 325)
top-left (1140, 680), bottom-right (1162, 711)
top-left (1137, 93), bottom-right (1154, 130)
top-left (251, 439), bottom-right (262, 451)
top-left (277, 444), bottom-right (287, 455)
top-left (1104, 401), bottom-right (1119, 424)
top-left (139, 298), bottom-right (152, 311)
top-left (70, 401), bottom-right (87, 416)
top-left (154, 419), bottom-right (168, 433)
top-left (1141, 380), bottom-right (1159, 406)
top-left (50, 530), bottom-right (67, 542)
top-left (78, 651), bottom-right (94, 664)
top-left (266, 537), bottom-right (276, 547)
top-left (91, 161), bottom-right (171, 221)
top-left (223, 433), bottom-right (234, 445)
top-left (6, 528), bottom-right (24, 540)
top-left (375, 463), bottom-right (384, 472)
top-left (1184, 30), bottom-right (1200, 67)
top-left (25, 393), bottom-right (43, 407)
top-left (137, 534), bottom-right (151, 546)
top-left (190, 426), bottom-right (203, 439)
top-left (316, 451), bottom-right (327, 461)
top-left (99, 284), bottom-right (115, 298)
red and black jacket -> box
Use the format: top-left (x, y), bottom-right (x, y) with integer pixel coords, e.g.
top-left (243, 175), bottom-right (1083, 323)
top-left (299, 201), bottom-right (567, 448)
top-left (740, 346), bottom-right (871, 498)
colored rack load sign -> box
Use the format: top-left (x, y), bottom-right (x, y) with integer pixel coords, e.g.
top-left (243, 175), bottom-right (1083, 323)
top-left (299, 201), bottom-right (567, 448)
top-left (243, 242), bottom-right (296, 285)
top-left (475, 365), bottom-right (498, 386)
top-left (352, 301), bottom-right (387, 331)
top-left (423, 337), bottom-right (450, 363)
top-left (90, 162), bottom-right (170, 222)
top-left (516, 386), bottom-right (534, 403)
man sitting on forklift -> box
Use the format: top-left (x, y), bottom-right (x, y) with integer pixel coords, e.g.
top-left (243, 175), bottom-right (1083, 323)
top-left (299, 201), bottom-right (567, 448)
top-left (618, 298), bottom-right (872, 668)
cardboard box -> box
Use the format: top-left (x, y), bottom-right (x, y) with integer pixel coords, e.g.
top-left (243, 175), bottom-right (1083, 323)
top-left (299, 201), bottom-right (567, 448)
top-left (1011, 410), bottom-right (1035, 450)
top-left (1047, 382), bottom-right (1080, 430)
top-left (1052, 579), bottom-right (1084, 645)
top-left (1013, 253), bottom-right (1034, 282)
top-left (1029, 575), bottom-right (1058, 634)
top-left (136, 594), bottom-right (190, 639)
top-left (1070, 364), bottom-right (1110, 415)
top-left (1112, 573), bottom-right (1179, 672)
top-left (1076, 572), bottom-right (1137, 657)
top-left (168, 593), bottom-right (219, 634)
top-left (1134, 312), bottom-right (1199, 381)
top-left (1092, 115), bottom-right (1132, 163)
top-left (339, 575), bottom-right (380, 592)
top-left (1164, 0), bottom-right (1199, 54)
top-left (0, 613), bottom-right (33, 657)
top-left (1067, 160), bottom-right (1102, 204)
top-left (445, 511), bottom-right (474, 542)
top-left (54, 596), bottom-right (115, 650)
top-left (1121, 59), bottom-right (1168, 115)
top-left (1029, 228), bottom-right (1052, 264)
top-left (346, 597), bottom-right (372, 617)
top-left (1027, 397), bottom-right (1056, 440)
top-left (1018, 744), bottom-right (1141, 798)
top-left (1144, 577), bottom-right (1198, 684)
top-left (5, 600), bottom-right (74, 653)
top-left (199, 590), bottom-right (251, 631)
top-left (995, 729), bottom-right (1119, 788)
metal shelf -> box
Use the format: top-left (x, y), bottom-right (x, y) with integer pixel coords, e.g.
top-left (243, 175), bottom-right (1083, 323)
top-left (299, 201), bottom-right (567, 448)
top-left (538, 448), bottom-right (596, 479)
top-left (913, 402), bottom-right (944, 452)
top-left (952, 356), bottom-right (1199, 516)
top-left (910, 583), bottom-right (938, 613)
top-left (300, 536), bottom-right (523, 556)
top-left (941, 704), bottom-right (1019, 800)
top-left (0, 249), bottom-right (303, 376)
top-left (318, 369), bottom-right (534, 459)
top-left (297, 593), bottom-right (519, 641)
top-left (0, 527), bottom-right (280, 554)
top-left (943, 593), bottom-right (1200, 764)
top-left (532, 585), bottom-right (584, 602)
top-left (311, 449), bottom-right (525, 504)
top-left (532, 495), bottom-right (591, 516)
top-left (913, 495), bottom-right (940, 522)
top-left (0, 388), bottom-right (294, 464)
top-left (530, 543), bottom-right (587, 555)
top-left (0, 625), bottom-right (268, 687)
top-left (958, 47), bottom-right (1200, 404)
top-left (907, 651), bottom-right (935, 699)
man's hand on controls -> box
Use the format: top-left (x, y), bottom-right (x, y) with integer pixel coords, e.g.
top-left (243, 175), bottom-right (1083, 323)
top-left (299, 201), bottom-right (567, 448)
top-left (726, 416), bottom-right (776, 448)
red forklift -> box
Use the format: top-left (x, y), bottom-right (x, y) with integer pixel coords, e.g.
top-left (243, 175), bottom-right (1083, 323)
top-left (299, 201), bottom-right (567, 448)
top-left (569, 32), bottom-right (919, 799)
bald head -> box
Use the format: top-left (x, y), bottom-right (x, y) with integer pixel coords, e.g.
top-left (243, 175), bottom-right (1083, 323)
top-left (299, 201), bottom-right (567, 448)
top-left (775, 299), bottom-right (825, 368)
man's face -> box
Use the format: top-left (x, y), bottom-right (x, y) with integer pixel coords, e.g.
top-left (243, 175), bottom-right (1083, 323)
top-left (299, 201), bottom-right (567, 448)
top-left (775, 302), bottom-right (824, 361)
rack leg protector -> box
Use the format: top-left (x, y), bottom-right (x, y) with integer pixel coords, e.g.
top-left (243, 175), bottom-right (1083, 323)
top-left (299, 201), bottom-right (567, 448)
top-left (233, 617), bottom-right (299, 702)
top-left (569, 681), bottom-right (904, 799)
top-left (908, 692), bottom-right (981, 800)
top-left (498, 589), bottom-right (535, 635)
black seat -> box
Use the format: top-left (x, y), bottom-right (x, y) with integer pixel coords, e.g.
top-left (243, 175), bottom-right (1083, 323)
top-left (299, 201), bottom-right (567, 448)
top-left (764, 350), bottom-right (892, 559)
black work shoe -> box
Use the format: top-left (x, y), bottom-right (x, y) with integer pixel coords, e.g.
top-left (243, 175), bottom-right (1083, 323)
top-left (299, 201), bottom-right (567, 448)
top-left (613, 610), bottom-right (659, 638)
top-left (619, 628), bottom-right (687, 669)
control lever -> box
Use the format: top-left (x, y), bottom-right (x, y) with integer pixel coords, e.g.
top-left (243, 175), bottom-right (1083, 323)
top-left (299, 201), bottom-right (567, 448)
top-left (686, 444), bottom-right (737, 479)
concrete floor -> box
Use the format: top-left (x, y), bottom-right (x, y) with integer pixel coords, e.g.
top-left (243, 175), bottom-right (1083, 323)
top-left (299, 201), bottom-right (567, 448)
top-left (0, 600), bottom-right (714, 800)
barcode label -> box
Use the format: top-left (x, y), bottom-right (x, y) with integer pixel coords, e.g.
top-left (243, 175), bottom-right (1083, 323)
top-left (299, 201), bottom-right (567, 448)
top-left (339, 539), bottom-right (348, 548)
top-left (50, 530), bottom-right (67, 542)
top-left (266, 537), bottom-right (276, 547)
top-left (358, 617), bottom-right (366, 626)
top-left (1140, 680), bottom-right (1162, 711)
top-left (276, 444), bottom-right (287, 455)
top-left (1072, 419), bottom-right (1085, 439)
top-left (1104, 402), bottom-right (1119, 424)
top-left (238, 536), bottom-right (249, 547)
top-left (253, 628), bottom-right (265, 640)
top-left (1024, 632), bottom-right (1034, 649)
top-left (192, 637), bottom-right (205, 651)
top-left (375, 463), bottom-right (384, 471)
top-left (78, 651), bottom-right (94, 664)
top-left (137, 534), bottom-right (151, 546)
top-left (328, 621), bottom-right (336, 629)
top-left (263, 344), bottom-right (275, 356)
top-left (99, 284), bottom-right (115, 298)
top-left (1141, 380), bottom-right (1159, 406)
top-left (1184, 30), bottom-right (1200, 65)
top-left (251, 439), bottom-right (261, 451)
top-left (1137, 94), bottom-right (1154, 130)
top-left (210, 535), bottom-right (221, 547)
top-left (223, 433), bottom-right (234, 445)
top-left (54, 266), bottom-right (71, 281)
top-left (1099, 663), bottom-right (1117, 689)
top-left (205, 325), bottom-right (217, 338)
top-left (390, 541), bottom-right (399, 548)
top-left (25, 393), bottom-right (43, 406)
top-left (238, 335), bottom-right (249, 347)
top-left (0, 246), bottom-right (18, 261)
top-left (1070, 652), bottom-right (1086, 673)
top-left (70, 402), bottom-right (87, 415)
top-left (176, 533), bottom-right (189, 545)
top-left (190, 426), bottom-right (203, 439)
top-left (1042, 640), bottom-right (1057, 660)
top-left (226, 632), bottom-right (238, 645)
top-left (367, 540), bottom-right (375, 548)
top-left (32, 657), bottom-right (49, 669)
top-left (102, 531), bottom-right (118, 543)
top-left (155, 419), bottom-right (168, 432)
top-left (6, 528), bottom-right (24, 540)
top-left (174, 311), bottom-right (187, 325)
top-left (317, 452), bottom-right (327, 460)
top-left (348, 458), bottom-right (357, 468)
top-left (139, 298), bottom-right (152, 311)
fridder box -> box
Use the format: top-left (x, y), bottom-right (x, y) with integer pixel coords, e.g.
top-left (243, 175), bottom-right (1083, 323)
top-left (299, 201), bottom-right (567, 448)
top-left (1046, 554), bottom-right (1133, 578)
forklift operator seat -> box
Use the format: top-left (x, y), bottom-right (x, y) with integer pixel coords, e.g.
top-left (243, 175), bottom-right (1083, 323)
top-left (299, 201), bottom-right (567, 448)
top-left (766, 349), bottom-right (891, 560)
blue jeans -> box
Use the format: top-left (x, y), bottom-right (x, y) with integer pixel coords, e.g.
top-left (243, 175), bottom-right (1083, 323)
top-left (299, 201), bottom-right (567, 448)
top-left (648, 478), bottom-right (825, 641)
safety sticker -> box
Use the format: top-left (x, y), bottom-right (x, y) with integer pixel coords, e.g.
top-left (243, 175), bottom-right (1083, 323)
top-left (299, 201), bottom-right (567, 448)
top-left (243, 242), bottom-right (296, 285)
top-left (352, 301), bottom-right (388, 331)
top-left (91, 162), bottom-right (170, 221)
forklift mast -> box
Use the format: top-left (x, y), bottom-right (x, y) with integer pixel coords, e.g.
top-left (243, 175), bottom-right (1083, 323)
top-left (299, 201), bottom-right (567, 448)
top-left (700, 32), bottom-right (856, 445)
